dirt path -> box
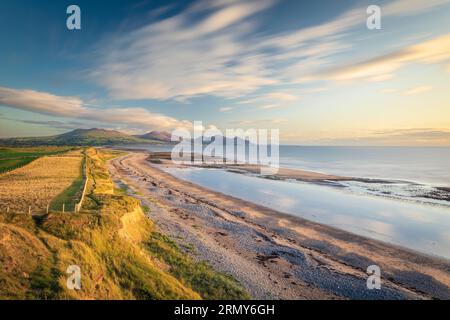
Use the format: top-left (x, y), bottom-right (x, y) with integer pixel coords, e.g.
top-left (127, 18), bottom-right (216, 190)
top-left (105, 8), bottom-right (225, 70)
top-left (108, 153), bottom-right (450, 300)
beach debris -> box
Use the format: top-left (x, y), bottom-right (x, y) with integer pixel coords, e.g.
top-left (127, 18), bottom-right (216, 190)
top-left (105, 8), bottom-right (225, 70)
top-left (256, 252), bottom-right (280, 266)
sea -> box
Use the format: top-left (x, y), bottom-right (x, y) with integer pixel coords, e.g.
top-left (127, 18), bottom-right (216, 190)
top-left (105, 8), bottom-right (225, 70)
top-left (127, 145), bottom-right (450, 260)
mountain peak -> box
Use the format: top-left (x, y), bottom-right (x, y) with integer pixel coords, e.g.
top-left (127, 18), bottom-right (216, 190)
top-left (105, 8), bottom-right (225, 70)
top-left (137, 130), bottom-right (172, 142)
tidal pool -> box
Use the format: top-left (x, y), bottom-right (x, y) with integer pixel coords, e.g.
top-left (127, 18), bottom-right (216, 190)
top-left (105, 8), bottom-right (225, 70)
top-left (164, 167), bottom-right (450, 260)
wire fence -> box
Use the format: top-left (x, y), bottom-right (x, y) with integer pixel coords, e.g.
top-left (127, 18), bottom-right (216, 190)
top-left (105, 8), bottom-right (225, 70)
top-left (1, 203), bottom-right (98, 215)
top-left (1, 151), bottom-right (92, 215)
top-left (75, 155), bottom-right (89, 212)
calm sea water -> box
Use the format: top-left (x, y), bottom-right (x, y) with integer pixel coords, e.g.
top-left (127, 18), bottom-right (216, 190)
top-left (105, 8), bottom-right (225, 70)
top-left (279, 146), bottom-right (450, 186)
top-left (132, 145), bottom-right (450, 204)
top-left (127, 144), bottom-right (450, 259)
top-left (164, 167), bottom-right (450, 260)
top-left (278, 146), bottom-right (450, 207)
top-left (131, 145), bottom-right (450, 186)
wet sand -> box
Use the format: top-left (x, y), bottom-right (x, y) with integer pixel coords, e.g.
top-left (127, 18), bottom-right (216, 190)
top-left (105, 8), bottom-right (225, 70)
top-left (146, 152), bottom-right (349, 182)
top-left (108, 152), bottom-right (450, 300)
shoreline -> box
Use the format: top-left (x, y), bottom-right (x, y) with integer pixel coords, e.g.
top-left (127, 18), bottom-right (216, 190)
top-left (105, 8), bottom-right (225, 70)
top-left (108, 152), bottom-right (450, 300)
top-left (144, 151), bottom-right (450, 204)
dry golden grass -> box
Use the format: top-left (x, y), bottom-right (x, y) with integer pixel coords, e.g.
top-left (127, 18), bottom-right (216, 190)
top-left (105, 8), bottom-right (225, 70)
top-left (0, 148), bottom-right (249, 300)
top-left (0, 152), bottom-right (83, 213)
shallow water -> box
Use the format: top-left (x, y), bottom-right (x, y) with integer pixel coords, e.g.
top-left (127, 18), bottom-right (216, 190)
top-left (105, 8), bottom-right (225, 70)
top-left (164, 167), bottom-right (450, 261)
top-left (127, 145), bottom-right (450, 205)
top-left (129, 145), bottom-right (450, 185)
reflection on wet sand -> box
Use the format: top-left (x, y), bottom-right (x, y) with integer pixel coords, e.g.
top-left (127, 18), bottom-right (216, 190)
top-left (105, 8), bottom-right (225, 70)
top-left (164, 166), bottom-right (450, 260)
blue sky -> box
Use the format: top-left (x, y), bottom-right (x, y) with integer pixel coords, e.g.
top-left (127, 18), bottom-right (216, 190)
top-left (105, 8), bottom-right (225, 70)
top-left (1, 0), bottom-right (450, 145)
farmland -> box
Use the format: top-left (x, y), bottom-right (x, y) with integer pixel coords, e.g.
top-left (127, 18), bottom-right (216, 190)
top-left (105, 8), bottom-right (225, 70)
top-left (0, 147), bottom-right (74, 174)
top-left (0, 150), bottom-right (84, 213)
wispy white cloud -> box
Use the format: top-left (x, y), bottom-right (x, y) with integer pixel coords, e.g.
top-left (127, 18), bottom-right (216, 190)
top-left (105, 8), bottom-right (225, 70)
top-left (0, 87), bottom-right (84, 117)
top-left (219, 106), bottom-right (234, 112)
top-left (92, 0), bottom-right (450, 102)
top-left (402, 85), bottom-right (433, 95)
top-left (93, 0), bottom-right (277, 101)
top-left (264, 92), bottom-right (299, 101)
top-left (259, 104), bottom-right (279, 110)
top-left (18, 120), bottom-right (86, 130)
top-left (0, 87), bottom-right (191, 131)
top-left (236, 91), bottom-right (299, 105)
top-left (380, 88), bottom-right (398, 93)
top-left (229, 118), bottom-right (288, 126)
top-left (303, 87), bottom-right (328, 94)
top-left (383, 0), bottom-right (450, 16)
top-left (0, 114), bottom-right (88, 131)
top-left (314, 35), bottom-right (450, 83)
top-left (195, 1), bottom-right (274, 34)
top-left (381, 85), bottom-right (434, 95)
top-left (283, 128), bottom-right (450, 146)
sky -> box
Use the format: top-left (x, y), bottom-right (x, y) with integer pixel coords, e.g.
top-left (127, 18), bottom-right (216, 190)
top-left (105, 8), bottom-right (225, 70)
top-left (0, 0), bottom-right (450, 145)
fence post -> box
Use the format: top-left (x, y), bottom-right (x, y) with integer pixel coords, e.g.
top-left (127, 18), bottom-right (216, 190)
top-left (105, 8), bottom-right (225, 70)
top-left (28, 206), bottom-right (31, 215)
top-left (74, 153), bottom-right (88, 214)
top-left (7, 206), bottom-right (9, 213)
top-left (63, 203), bottom-right (65, 213)
top-left (46, 203), bottom-right (49, 214)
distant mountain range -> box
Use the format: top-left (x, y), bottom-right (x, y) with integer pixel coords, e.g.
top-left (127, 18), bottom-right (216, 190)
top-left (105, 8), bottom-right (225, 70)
top-left (0, 128), bottom-right (257, 147)
top-left (0, 128), bottom-right (174, 146)
top-left (135, 131), bottom-right (173, 142)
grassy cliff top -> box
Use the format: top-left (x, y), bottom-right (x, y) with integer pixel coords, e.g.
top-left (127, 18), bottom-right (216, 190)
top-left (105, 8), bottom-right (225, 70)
top-left (0, 148), bottom-right (249, 300)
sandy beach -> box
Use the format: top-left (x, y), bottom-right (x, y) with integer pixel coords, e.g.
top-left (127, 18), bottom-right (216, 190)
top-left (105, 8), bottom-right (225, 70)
top-left (108, 152), bottom-right (450, 300)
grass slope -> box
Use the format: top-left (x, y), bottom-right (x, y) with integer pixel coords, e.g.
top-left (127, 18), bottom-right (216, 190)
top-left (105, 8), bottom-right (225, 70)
top-left (0, 148), bottom-right (249, 300)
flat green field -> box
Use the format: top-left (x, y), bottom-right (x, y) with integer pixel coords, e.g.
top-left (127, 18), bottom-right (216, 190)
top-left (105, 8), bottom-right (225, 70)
top-left (0, 147), bottom-right (74, 174)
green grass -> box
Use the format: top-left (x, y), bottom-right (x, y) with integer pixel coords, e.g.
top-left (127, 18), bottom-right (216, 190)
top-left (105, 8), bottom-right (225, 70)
top-left (0, 147), bottom-right (74, 174)
top-left (145, 232), bottom-right (250, 300)
top-left (28, 262), bottom-right (63, 300)
top-left (0, 157), bottom-right (36, 174)
top-left (0, 148), bottom-right (250, 300)
top-left (141, 205), bottom-right (151, 214)
top-left (114, 183), bottom-right (130, 196)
